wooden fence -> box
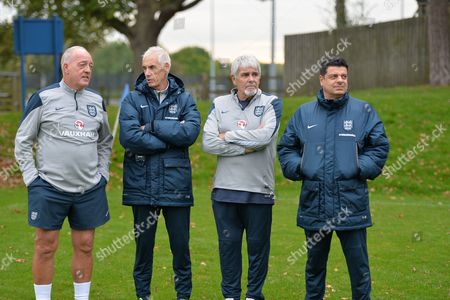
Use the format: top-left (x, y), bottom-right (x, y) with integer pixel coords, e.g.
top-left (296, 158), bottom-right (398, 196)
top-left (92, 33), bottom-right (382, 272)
top-left (284, 17), bottom-right (429, 96)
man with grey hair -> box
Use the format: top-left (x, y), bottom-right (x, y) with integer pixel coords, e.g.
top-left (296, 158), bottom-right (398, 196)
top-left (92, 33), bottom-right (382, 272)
top-left (203, 55), bottom-right (282, 300)
top-left (15, 45), bottom-right (113, 300)
top-left (119, 46), bottom-right (200, 300)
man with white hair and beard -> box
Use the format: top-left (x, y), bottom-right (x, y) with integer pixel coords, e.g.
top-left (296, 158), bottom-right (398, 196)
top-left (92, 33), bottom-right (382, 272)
top-left (202, 55), bottom-right (282, 300)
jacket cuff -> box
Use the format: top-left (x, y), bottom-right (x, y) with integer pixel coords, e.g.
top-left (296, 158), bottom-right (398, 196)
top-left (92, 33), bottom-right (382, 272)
top-left (24, 174), bottom-right (39, 187)
top-left (144, 122), bottom-right (154, 133)
top-left (99, 172), bottom-right (109, 182)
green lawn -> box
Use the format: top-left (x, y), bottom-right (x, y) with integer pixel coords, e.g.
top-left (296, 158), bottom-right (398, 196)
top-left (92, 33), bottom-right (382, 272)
top-left (0, 85), bottom-right (449, 299)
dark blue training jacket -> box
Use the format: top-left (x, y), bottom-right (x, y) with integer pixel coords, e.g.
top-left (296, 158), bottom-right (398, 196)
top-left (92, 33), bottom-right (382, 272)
top-left (119, 73), bottom-right (201, 206)
top-left (277, 89), bottom-right (389, 230)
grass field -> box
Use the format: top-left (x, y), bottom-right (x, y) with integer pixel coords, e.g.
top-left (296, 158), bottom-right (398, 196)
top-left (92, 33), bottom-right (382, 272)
top-left (0, 85), bottom-right (449, 299)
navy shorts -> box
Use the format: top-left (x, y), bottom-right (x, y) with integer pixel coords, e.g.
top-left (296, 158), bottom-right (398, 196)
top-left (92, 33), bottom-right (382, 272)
top-left (27, 176), bottom-right (110, 230)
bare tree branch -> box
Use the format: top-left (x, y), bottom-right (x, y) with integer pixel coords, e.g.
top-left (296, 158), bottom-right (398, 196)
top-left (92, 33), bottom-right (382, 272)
top-left (106, 18), bottom-right (134, 39)
top-left (180, 0), bottom-right (203, 11)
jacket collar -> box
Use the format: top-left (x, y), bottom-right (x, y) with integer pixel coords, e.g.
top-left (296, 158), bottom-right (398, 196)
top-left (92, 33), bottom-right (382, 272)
top-left (316, 88), bottom-right (349, 110)
top-left (135, 73), bottom-right (184, 99)
top-left (60, 80), bottom-right (84, 95)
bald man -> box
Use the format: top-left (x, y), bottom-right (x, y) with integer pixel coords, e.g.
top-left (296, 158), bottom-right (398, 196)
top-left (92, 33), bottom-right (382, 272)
top-left (15, 46), bottom-right (113, 300)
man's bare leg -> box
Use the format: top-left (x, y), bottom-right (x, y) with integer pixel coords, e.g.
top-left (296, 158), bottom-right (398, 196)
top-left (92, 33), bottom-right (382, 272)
top-left (33, 228), bottom-right (59, 283)
top-left (72, 229), bottom-right (95, 300)
top-left (33, 228), bottom-right (59, 300)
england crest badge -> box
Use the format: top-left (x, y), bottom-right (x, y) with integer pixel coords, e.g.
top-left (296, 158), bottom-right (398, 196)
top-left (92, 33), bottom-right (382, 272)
top-left (343, 120), bottom-right (353, 131)
top-left (87, 105), bottom-right (97, 117)
top-left (254, 106), bottom-right (265, 117)
top-left (169, 104), bottom-right (178, 114)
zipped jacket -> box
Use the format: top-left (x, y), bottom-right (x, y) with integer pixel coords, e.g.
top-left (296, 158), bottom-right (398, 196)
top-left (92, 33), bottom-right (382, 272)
top-left (278, 89), bottom-right (389, 230)
top-left (119, 73), bottom-right (200, 206)
top-left (14, 80), bottom-right (112, 193)
top-left (202, 89), bottom-right (282, 203)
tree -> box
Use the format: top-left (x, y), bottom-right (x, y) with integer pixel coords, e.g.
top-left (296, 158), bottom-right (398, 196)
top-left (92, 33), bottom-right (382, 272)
top-left (335, 0), bottom-right (348, 28)
top-left (0, 22), bottom-right (19, 71)
top-left (171, 47), bottom-right (210, 76)
top-left (98, 0), bottom-right (203, 73)
top-left (92, 42), bottom-right (134, 75)
top-left (2, 0), bottom-right (203, 72)
top-left (347, 0), bottom-right (375, 27)
top-left (427, 0), bottom-right (450, 85)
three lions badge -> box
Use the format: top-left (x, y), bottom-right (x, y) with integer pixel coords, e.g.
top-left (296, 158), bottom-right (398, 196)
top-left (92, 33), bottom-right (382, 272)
top-left (254, 106), bottom-right (265, 117)
top-left (343, 120), bottom-right (353, 131)
top-left (87, 105), bottom-right (97, 117)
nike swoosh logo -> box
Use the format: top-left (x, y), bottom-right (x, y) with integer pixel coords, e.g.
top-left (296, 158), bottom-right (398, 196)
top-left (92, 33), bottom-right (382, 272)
top-left (307, 124), bottom-right (318, 129)
top-left (140, 105), bottom-right (148, 109)
top-left (55, 107), bottom-right (63, 110)
top-left (221, 110), bottom-right (229, 114)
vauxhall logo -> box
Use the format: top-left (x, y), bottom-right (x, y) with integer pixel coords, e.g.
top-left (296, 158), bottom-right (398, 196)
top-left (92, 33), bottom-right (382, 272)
top-left (74, 120), bottom-right (84, 130)
top-left (57, 121), bottom-right (97, 138)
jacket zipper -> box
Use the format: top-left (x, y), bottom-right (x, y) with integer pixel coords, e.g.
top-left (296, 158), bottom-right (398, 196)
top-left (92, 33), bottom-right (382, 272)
top-left (74, 91), bottom-right (79, 110)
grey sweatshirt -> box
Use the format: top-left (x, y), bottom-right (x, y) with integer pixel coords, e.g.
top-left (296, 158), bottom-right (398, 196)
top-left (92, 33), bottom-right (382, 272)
top-left (14, 80), bottom-right (113, 193)
top-left (202, 89), bottom-right (282, 196)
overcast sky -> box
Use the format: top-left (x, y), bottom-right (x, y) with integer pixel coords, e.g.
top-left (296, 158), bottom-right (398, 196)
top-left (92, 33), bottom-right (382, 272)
top-left (158, 0), bottom-right (418, 63)
top-left (1, 0), bottom-right (418, 63)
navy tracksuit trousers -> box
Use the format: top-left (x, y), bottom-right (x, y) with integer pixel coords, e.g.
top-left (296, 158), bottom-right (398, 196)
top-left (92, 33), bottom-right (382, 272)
top-left (132, 206), bottom-right (192, 300)
top-left (304, 228), bottom-right (371, 300)
top-left (213, 201), bottom-right (272, 300)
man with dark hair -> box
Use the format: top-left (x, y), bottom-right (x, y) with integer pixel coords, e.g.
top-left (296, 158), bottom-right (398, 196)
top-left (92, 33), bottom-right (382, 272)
top-left (319, 57), bottom-right (348, 76)
top-left (278, 57), bottom-right (389, 299)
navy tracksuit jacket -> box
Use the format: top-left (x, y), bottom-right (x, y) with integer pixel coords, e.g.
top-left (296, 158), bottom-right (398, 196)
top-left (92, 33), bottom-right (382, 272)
top-left (278, 89), bottom-right (389, 299)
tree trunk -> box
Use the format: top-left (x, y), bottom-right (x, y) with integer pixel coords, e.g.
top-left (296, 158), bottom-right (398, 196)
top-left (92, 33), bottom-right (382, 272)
top-left (100, 0), bottom-right (203, 81)
top-left (126, 0), bottom-right (156, 79)
top-left (105, 0), bottom-right (203, 81)
top-left (428, 0), bottom-right (450, 85)
top-left (335, 0), bottom-right (347, 29)
top-left (129, 29), bottom-right (159, 81)
top-left (128, 0), bottom-right (182, 79)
